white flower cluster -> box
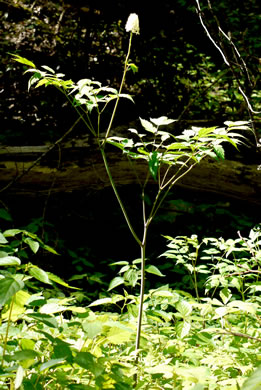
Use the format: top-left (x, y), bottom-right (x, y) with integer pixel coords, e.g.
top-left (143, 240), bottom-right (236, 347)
top-left (125, 13), bottom-right (140, 34)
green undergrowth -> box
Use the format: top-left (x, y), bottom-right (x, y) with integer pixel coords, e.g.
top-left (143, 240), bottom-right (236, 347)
top-left (0, 223), bottom-right (260, 389)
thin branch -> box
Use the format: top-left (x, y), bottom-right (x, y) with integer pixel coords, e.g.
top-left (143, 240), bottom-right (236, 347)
top-left (216, 329), bottom-right (261, 342)
top-left (103, 33), bottom-right (133, 144)
top-left (195, 0), bottom-right (229, 65)
top-left (0, 116), bottom-right (81, 193)
top-left (195, 0), bottom-right (260, 145)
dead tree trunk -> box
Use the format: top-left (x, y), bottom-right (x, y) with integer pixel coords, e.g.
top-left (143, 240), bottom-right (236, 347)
top-left (0, 141), bottom-right (261, 205)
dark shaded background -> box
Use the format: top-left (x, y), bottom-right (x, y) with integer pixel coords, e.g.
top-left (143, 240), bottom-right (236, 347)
top-left (1, 0), bottom-right (261, 285)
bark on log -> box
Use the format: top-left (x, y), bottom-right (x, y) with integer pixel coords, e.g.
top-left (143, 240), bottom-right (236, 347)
top-left (0, 141), bottom-right (261, 205)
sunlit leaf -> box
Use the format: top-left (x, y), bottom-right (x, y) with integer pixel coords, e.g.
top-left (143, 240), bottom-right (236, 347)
top-left (145, 364), bottom-right (173, 379)
top-left (40, 303), bottom-right (68, 314)
top-left (35, 78), bottom-right (50, 88)
top-left (82, 320), bottom-right (103, 339)
top-left (0, 232), bottom-right (8, 244)
top-left (10, 54), bottom-right (36, 68)
top-left (213, 144), bottom-right (225, 160)
top-left (2, 290), bottom-right (30, 321)
top-left (146, 265), bottom-right (165, 277)
top-left (149, 151), bottom-right (160, 181)
top-left (74, 352), bottom-right (104, 377)
top-left (29, 266), bottom-right (52, 285)
top-left (40, 358), bottom-right (66, 372)
top-left (197, 127), bottom-right (217, 137)
top-left (106, 325), bottom-right (132, 344)
top-left (41, 65), bottom-right (55, 74)
top-left (14, 365), bottom-right (24, 390)
top-left (27, 313), bottom-right (58, 328)
top-left (219, 288), bottom-right (232, 305)
top-left (108, 277), bottom-right (125, 291)
top-left (176, 320), bottom-right (191, 338)
top-left (176, 300), bottom-right (192, 317)
top-left (118, 93), bottom-right (135, 103)
top-left (241, 366), bottom-right (261, 390)
top-left (0, 256), bottom-right (21, 266)
top-left (12, 350), bottom-right (39, 361)
top-left (150, 116), bottom-right (177, 126)
top-left (88, 297), bottom-right (113, 307)
top-left (47, 272), bottom-right (80, 289)
top-left (139, 118), bottom-right (157, 133)
top-left (24, 237), bottom-right (40, 254)
top-left (0, 277), bottom-right (24, 307)
top-left (128, 63), bottom-right (138, 73)
top-left (3, 229), bottom-right (23, 237)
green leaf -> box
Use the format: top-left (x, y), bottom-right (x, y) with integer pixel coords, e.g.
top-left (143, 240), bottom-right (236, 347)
top-left (29, 266), bottom-right (52, 285)
top-left (40, 303), bottom-right (68, 314)
top-left (82, 320), bottom-right (103, 339)
top-left (27, 313), bottom-right (58, 328)
top-left (166, 142), bottom-right (190, 150)
top-left (0, 208), bottom-right (12, 221)
top-left (53, 339), bottom-right (73, 361)
top-left (41, 65), bottom-right (55, 74)
top-left (146, 265), bottom-right (165, 277)
top-left (145, 364), bottom-right (173, 379)
top-left (110, 261), bottom-right (129, 266)
top-left (14, 365), bottom-right (24, 390)
top-left (197, 127), bottom-right (216, 137)
top-left (176, 300), bottom-right (192, 317)
top-left (40, 358), bottom-right (66, 372)
top-left (3, 229), bottom-right (22, 237)
top-left (42, 244), bottom-right (59, 255)
top-left (2, 290), bottom-right (30, 321)
top-left (35, 78), bottom-right (50, 88)
top-left (10, 54), bottom-right (36, 68)
top-left (12, 350), bottom-right (39, 361)
top-left (228, 300), bottom-right (257, 314)
top-left (24, 237), bottom-right (40, 254)
top-left (139, 118), bottom-right (157, 133)
top-left (0, 277), bottom-right (24, 307)
top-left (176, 320), bottom-right (191, 338)
top-left (241, 366), bottom-right (261, 390)
top-left (108, 277), bottom-right (125, 291)
top-left (213, 144), bottom-right (225, 160)
top-left (118, 93), bottom-right (135, 103)
top-left (28, 72), bottom-right (42, 91)
top-left (128, 63), bottom-right (138, 73)
top-left (149, 151), bottom-right (160, 181)
top-left (150, 116), bottom-right (177, 126)
top-left (47, 272), bottom-right (80, 289)
top-left (74, 352), bottom-right (104, 377)
top-left (0, 256), bottom-right (21, 266)
top-left (106, 325), bottom-right (132, 344)
top-left (219, 288), bottom-right (232, 305)
top-left (88, 297), bottom-right (113, 307)
top-left (0, 232), bottom-right (8, 244)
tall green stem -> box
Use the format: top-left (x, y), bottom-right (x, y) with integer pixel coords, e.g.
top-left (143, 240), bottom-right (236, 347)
top-left (103, 33), bottom-right (133, 143)
top-left (100, 148), bottom-right (141, 246)
top-left (134, 222), bottom-right (149, 387)
top-left (1, 296), bottom-right (15, 368)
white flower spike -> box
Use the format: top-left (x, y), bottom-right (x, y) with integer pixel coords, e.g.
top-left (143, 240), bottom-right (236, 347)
top-left (125, 13), bottom-right (140, 34)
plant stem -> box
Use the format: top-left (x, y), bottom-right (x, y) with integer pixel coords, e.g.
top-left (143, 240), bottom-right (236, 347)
top-left (193, 246), bottom-right (200, 302)
top-left (100, 148), bottom-right (141, 246)
top-left (134, 222), bottom-right (149, 385)
top-left (135, 239), bottom-right (146, 352)
top-left (1, 296), bottom-right (15, 368)
top-left (103, 32), bottom-right (133, 143)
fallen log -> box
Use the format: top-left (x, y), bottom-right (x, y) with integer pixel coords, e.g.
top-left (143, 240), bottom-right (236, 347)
top-left (0, 140), bottom-right (261, 205)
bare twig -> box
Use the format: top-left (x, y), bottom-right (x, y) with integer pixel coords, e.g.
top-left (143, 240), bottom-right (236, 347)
top-left (0, 116), bottom-right (81, 193)
top-left (195, 0), bottom-right (260, 145)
